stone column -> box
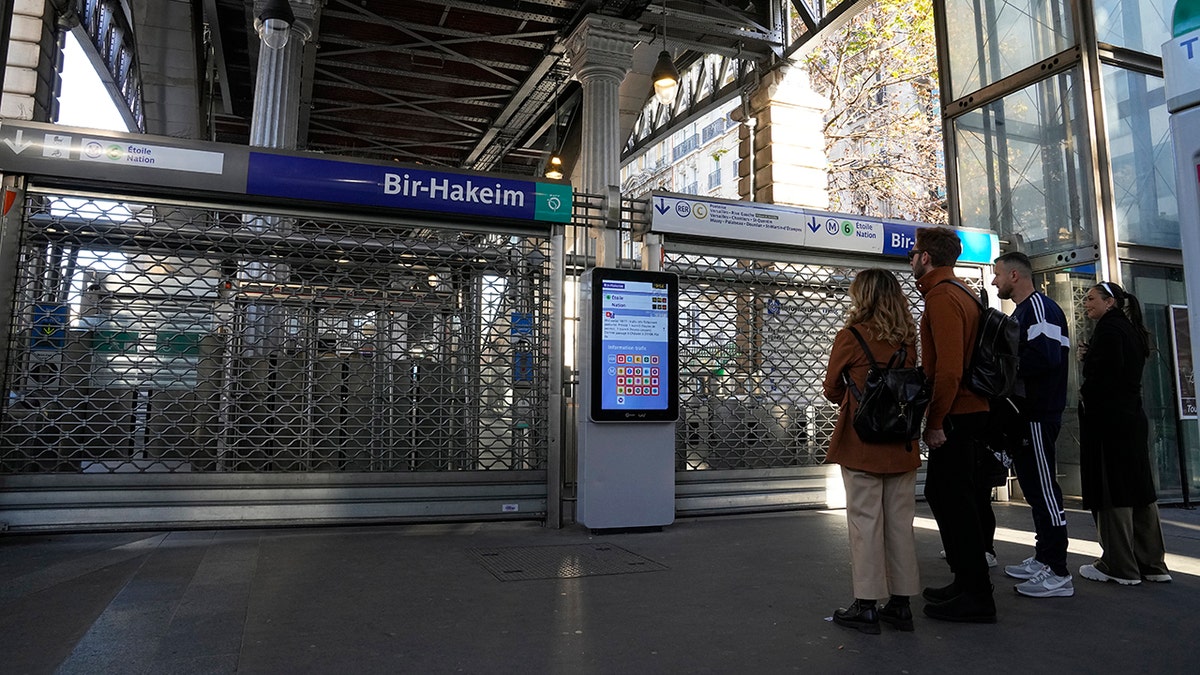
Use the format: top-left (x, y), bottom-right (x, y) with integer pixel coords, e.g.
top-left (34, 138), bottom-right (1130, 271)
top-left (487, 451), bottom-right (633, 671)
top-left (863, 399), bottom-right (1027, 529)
top-left (565, 14), bottom-right (640, 267)
top-left (1, 0), bottom-right (50, 121)
top-left (243, 1), bottom-right (315, 358)
top-left (735, 65), bottom-right (830, 208)
top-left (250, 0), bottom-right (314, 149)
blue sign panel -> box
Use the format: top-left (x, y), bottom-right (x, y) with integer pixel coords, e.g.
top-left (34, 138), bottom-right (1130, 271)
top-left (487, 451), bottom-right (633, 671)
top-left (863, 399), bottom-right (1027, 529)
top-left (882, 220), bottom-right (996, 265)
top-left (513, 351), bottom-right (534, 383)
top-left (510, 312), bottom-right (535, 383)
top-left (510, 312), bottom-right (533, 337)
top-left (881, 221), bottom-right (919, 257)
top-left (246, 153), bottom-right (572, 223)
top-left (31, 303), bottom-right (68, 350)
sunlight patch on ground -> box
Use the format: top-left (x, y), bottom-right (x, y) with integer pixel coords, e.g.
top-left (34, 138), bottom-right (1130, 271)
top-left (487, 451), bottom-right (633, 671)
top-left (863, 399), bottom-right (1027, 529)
top-left (816, 508), bottom-right (1200, 578)
top-left (911, 515), bottom-right (1200, 578)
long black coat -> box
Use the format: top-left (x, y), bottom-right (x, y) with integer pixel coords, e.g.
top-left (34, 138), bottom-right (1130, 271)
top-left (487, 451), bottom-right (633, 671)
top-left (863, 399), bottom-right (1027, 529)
top-left (1079, 309), bottom-right (1157, 510)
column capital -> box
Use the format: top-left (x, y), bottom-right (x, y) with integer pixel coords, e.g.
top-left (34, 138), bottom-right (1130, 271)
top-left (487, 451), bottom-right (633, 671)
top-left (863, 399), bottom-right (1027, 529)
top-left (253, 0), bottom-right (317, 43)
top-left (565, 14), bottom-right (642, 82)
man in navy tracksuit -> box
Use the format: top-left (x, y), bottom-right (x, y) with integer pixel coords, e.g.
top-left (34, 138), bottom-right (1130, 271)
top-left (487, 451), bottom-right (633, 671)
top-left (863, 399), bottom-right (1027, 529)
top-left (991, 252), bottom-right (1074, 597)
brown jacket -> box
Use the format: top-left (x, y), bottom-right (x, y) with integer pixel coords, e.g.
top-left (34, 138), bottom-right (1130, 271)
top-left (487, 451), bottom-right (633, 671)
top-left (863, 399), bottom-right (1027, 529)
top-left (823, 322), bottom-right (922, 474)
top-left (915, 267), bottom-right (989, 429)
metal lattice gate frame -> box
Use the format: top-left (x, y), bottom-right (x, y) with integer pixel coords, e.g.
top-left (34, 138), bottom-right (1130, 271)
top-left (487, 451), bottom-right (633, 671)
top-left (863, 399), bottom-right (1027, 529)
top-left (661, 242), bottom-right (928, 513)
top-left (0, 185), bottom-right (560, 529)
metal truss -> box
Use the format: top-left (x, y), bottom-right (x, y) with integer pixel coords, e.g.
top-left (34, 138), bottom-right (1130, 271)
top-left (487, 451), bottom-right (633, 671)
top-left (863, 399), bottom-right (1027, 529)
top-left (622, 0), bottom-right (875, 162)
top-left (54, 0), bottom-right (145, 132)
top-left (624, 53), bottom-right (756, 159)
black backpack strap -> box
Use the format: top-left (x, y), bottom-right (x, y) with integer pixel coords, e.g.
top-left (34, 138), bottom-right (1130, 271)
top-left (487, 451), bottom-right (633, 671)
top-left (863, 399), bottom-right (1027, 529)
top-left (846, 326), bottom-right (880, 369)
top-left (933, 278), bottom-right (986, 384)
top-left (842, 326), bottom-right (903, 403)
top-left (841, 327), bottom-right (874, 402)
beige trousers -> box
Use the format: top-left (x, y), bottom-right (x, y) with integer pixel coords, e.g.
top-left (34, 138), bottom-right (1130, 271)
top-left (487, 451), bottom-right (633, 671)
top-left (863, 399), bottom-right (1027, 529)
top-left (841, 466), bottom-right (921, 600)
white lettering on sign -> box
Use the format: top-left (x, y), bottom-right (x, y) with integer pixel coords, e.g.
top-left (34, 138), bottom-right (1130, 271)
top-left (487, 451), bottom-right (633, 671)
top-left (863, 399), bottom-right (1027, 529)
top-left (383, 172), bottom-right (525, 207)
top-left (891, 231), bottom-right (915, 250)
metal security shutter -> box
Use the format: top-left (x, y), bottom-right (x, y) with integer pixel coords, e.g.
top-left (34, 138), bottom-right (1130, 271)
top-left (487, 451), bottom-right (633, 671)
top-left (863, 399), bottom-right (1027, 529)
top-left (662, 240), bottom-right (923, 514)
top-left (0, 185), bottom-right (554, 530)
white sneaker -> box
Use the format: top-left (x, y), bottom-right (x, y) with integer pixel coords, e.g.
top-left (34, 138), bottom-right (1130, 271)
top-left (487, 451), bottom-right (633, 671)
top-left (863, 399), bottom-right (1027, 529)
top-left (1143, 573), bottom-right (1173, 583)
top-left (1079, 563), bottom-right (1141, 586)
top-left (1014, 567), bottom-right (1075, 598)
top-left (1004, 556), bottom-right (1045, 580)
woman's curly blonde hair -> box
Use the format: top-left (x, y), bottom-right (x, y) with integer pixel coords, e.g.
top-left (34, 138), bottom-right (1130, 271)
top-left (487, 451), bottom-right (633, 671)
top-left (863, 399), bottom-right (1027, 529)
top-left (845, 268), bottom-right (917, 346)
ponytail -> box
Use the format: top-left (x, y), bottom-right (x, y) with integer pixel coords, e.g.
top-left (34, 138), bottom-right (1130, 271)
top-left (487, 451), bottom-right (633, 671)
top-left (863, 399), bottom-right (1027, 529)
top-left (1124, 293), bottom-right (1152, 355)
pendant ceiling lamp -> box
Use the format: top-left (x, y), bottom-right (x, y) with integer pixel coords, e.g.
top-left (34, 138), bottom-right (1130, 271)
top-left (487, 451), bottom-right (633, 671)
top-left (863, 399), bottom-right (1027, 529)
top-left (652, 0), bottom-right (680, 106)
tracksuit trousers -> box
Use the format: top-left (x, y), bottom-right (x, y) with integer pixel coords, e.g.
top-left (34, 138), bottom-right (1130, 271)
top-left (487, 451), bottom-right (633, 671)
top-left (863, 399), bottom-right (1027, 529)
top-left (1011, 419), bottom-right (1070, 577)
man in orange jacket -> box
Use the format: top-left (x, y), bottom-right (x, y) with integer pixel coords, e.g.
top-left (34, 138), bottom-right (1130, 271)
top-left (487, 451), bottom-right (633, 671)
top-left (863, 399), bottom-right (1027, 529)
top-left (908, 226), bottom-right (995, 623)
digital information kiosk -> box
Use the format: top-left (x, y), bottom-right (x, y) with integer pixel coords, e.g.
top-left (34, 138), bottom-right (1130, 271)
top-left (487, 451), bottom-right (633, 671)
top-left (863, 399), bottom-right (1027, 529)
top-left (576, 268), bottom-right (679, 529)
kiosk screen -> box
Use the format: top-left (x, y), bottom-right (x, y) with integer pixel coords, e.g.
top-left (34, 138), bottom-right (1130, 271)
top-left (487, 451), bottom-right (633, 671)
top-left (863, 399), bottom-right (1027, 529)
top-left (589, 269), bottom-right (678, 422)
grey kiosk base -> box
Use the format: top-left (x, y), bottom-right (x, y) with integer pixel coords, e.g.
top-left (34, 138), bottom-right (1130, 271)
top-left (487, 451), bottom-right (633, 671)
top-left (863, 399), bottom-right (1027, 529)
top-left (576, 268), bottom-right (678, 531)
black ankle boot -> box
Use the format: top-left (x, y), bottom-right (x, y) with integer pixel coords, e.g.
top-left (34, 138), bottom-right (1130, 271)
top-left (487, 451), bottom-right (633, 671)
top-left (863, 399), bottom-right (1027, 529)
top-left (922, 586), bottom-right (996, 624)
top-left (833, 599), bottom-right (880, 635)
top-left (921, 581), bottom-right (961, 604)
top-left (879, 597), bottom-right (914, 631)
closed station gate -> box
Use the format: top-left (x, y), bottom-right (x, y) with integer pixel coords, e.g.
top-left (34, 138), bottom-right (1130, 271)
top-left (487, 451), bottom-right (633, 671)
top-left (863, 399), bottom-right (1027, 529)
top-left (0, 184), bottom-right (562, 529)
top-left (664, 242), bottom-right (922, 513)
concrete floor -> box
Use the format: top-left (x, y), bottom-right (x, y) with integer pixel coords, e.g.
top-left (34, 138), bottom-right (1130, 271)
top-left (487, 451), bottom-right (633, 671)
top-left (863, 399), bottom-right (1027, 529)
top-left (2, 501), bottom-right (1198, 674)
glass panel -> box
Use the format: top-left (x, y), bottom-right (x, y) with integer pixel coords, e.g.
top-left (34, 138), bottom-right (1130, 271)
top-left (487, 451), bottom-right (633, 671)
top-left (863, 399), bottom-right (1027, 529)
top-left (1102, 66), bottom-right (1180, 248)
top-left (942, 0), bottom-right (1074, 99)
top-left (1032, 269), bottom-right (1094, 498)
top-left (1094, 0), bottom-right (1172, 54)
top-left (953, 68), bottom-right (1096, 256)
top-left (1117, 263), bottom-right (1194, 500)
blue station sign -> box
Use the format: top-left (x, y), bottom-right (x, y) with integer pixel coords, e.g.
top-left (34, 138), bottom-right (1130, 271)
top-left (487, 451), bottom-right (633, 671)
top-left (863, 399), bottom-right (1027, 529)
top-left (246, 153), bottom-right (570, 223)
top-left (0, 120), bottom-right (572, 225)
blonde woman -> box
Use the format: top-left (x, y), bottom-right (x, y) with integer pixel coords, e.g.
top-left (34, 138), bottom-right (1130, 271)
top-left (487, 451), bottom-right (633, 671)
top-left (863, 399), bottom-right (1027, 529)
top-left (823, 268), bottom-right (922, 634)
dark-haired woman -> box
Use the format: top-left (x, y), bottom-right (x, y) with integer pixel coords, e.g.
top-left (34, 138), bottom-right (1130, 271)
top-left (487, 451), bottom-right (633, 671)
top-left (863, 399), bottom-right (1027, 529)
top-left (1077, 281), bottom-right (1171, 585)
top-left (822, 268), bottom-right (922, 634)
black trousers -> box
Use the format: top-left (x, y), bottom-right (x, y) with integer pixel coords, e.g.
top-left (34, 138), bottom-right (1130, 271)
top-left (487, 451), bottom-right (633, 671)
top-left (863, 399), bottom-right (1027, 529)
top-left (1011, 419), bottom-right (1069, 576)
top-left (924, 411), bottom-right (991, 593)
